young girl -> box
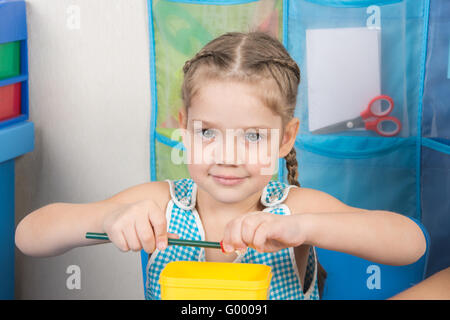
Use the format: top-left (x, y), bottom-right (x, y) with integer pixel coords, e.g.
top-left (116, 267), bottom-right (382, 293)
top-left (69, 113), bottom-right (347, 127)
top-left (15, 31), bottom-right (427, 300)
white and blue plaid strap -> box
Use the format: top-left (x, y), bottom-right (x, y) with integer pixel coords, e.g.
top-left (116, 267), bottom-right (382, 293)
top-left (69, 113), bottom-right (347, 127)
top-left (145, 179), bottom-right (201, 299)
top-left (261, 180), bottom-right (300, 207)
top-left (165, 178), bottom-right (197, 210)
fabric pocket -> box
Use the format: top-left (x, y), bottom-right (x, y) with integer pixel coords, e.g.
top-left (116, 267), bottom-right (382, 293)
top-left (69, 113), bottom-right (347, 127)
top-left (288, 0), bottom-right (427, 137)
top-left (421, 138), bottom-right (450, 276)
top-left (295, 135), bottom-right (418, 218)
top-left (421, 0), bottom-right (450, 139)
top-left (149, 0), bottom-right (286, 180)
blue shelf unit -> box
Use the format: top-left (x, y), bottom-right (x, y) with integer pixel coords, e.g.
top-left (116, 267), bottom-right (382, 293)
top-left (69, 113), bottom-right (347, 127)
top-left (0, 0), bottom-right (34, 300)
top-left (0, 0), bottom-right (29, 129)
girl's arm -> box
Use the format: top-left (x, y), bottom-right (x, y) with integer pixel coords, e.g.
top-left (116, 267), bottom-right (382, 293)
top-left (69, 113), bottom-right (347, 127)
top-left (15, 181), bottom-right (170, 257)
top-left (289, 188), bottom-right (427, 266)
top-left (300, 210), bottom-right (426, 266)
top-left (15, 200), bottom-right (121, 257)
top-left (388, 267), bottom-right (450, 300)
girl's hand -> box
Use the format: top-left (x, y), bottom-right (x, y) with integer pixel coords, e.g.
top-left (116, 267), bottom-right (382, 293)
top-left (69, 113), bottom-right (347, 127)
top-left (221, 212), bottom-right (307, 253)
top-left (102, 199), bottom-right (177, 253)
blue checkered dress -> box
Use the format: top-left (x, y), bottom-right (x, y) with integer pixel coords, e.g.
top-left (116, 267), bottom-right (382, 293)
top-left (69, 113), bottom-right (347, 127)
top-left (145, 178), bottom-right (320, 300)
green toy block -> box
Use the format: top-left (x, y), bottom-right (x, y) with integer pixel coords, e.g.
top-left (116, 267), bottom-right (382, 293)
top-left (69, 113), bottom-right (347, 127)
top-left (0, 41), bottom-right (20, 80)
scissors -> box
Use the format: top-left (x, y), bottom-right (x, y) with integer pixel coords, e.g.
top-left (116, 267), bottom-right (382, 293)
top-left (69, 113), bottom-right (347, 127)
top-left (311, 95), bottom-right (402, 137)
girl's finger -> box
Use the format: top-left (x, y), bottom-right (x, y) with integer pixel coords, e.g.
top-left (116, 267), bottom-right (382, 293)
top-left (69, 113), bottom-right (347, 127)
top-left (123, 223), bottom-right (142, 252)
top-left (229, 216), bottom-right (247, 251)
top-left (221, 224), bottom-right (233, 253)
top-left (135, 215), bottom-right (156, 253)
top-left (222, 217), bottom-right (242, 253)
top-left (112, 230), bottom-right (129, 252)
top-left (148, 211), bottom-right (168, 251)
top-left (253, 221), bottom-right (271, 253)
top-left (241, 213), bottom-right (267, 248)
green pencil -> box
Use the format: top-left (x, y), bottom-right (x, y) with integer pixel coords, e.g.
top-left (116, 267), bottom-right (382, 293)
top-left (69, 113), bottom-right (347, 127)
top-left (85, 232), bottom-right (224, 251)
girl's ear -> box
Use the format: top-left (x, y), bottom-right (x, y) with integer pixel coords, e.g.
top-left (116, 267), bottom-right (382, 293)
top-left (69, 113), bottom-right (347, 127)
top-left (279, 117), bottom-right (300, 158)
top-left (178, 107), bottom-right (188, 147)
top-left (178, 107), bottom-right (187, 129)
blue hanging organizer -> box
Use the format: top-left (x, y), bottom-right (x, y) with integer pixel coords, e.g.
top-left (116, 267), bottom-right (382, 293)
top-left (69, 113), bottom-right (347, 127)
top-left (420, 0), bottom-right (450, 277)
top-left (145, 0), bottom-right (448, 299)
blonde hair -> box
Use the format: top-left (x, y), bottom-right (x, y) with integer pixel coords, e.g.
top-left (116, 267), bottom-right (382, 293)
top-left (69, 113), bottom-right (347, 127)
top-left (181, 31), bottom-right (327, 297)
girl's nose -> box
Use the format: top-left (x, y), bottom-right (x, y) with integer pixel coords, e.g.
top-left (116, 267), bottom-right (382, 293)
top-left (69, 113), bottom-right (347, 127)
top-left (214, 135), bottom-right (246, 165)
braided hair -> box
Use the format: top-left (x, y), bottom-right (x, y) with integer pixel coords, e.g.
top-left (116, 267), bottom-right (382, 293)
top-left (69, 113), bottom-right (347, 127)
top-left (181, 31), bottom-right (327, 297)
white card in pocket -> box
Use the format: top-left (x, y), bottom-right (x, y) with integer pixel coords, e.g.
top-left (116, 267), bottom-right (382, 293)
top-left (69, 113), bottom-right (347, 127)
top-left (306, 27), bottom-right (382, 132)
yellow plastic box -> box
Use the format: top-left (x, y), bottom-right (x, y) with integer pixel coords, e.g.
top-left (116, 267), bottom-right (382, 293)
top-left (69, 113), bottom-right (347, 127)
top-left (159, 261), bottom-right (272, 300)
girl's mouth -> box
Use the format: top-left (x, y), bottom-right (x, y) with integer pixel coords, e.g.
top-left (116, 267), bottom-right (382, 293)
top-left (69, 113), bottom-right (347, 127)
top-left (211, 175), bottom-right (247, 186)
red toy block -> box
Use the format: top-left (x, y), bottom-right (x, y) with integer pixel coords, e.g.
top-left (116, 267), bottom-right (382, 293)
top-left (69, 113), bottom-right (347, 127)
top-left (0, 82), bottom-right (21, 121)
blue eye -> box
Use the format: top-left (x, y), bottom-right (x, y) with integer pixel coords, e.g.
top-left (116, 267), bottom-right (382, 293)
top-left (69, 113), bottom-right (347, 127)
top-left (201, 128), bottom-right (216, 140)
top-left (245, 131), bottom-right (262, 142)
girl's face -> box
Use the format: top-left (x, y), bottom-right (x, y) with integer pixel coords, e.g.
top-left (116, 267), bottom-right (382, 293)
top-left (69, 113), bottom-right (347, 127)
top-left (179, 79), bottom-right (299, 204)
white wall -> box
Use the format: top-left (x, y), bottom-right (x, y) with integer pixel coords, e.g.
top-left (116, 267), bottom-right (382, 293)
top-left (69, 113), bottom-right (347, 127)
top-left (15, 0), bottom-right (151, 299)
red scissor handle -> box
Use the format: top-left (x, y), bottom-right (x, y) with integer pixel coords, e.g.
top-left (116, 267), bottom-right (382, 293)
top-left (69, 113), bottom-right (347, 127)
top-left (365, 116), bottom-right (402, 137)
top-left (361, 95), bottom-right (394, 119)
